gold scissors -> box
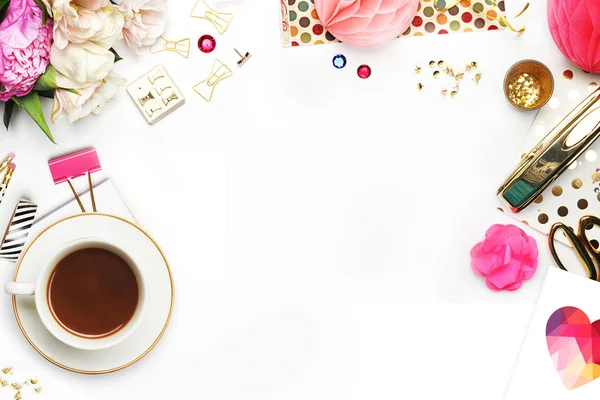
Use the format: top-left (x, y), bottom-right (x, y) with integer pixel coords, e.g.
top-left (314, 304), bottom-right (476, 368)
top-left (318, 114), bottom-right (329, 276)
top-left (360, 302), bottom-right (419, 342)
top-left (549, 215), bottom-right (600, 280)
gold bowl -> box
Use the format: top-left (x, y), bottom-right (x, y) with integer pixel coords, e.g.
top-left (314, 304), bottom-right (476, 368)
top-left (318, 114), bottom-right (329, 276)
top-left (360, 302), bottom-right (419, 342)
top-left (504, 60), bottom-right (554, 111)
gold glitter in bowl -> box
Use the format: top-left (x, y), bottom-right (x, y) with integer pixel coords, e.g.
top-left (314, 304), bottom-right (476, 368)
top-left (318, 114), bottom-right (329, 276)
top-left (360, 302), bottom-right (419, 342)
top-left (504, 60), bottom-right (554, 111)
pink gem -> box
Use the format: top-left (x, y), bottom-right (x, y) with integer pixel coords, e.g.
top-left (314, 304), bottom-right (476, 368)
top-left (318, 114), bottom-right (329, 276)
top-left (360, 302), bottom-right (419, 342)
top-left (357, 64), bottom-right (371, 79)
top-left (198, 35), bottom-right (216, 53)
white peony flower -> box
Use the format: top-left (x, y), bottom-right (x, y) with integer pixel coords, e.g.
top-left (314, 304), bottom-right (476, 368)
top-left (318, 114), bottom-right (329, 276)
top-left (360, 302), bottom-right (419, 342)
top-left (118, 0), bottom-right (167, 54)
top-left (50, 41), bottom-right (114, 84)
top-left (51, 71), bottom-right (126, 123)
top-left (49, 0), bottom-right (124, 50)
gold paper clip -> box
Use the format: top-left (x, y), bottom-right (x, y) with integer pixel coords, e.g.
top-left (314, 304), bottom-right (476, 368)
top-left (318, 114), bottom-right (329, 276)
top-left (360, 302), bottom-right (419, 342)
top-left (190, 0), bottom-right (233, 34)
top-left (192, 59), bottom-right (232, 102)
top-left (150, 36), bottom-right (191, 58)
top-left (498, 87), bottom-right (600, 213)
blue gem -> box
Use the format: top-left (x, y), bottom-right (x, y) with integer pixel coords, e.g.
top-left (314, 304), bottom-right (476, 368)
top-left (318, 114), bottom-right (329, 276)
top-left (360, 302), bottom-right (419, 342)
top-left (332, 54), bottom-right (347, 69)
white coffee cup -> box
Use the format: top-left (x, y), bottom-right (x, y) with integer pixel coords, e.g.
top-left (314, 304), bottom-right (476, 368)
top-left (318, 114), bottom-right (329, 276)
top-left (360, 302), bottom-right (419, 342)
top-left (4, 238), bottom-right (148, 351)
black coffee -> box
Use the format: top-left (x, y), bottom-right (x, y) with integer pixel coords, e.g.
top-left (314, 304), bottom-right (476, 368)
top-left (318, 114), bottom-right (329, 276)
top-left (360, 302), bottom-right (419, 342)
top-left (47, 248), bottom-right (139, 338)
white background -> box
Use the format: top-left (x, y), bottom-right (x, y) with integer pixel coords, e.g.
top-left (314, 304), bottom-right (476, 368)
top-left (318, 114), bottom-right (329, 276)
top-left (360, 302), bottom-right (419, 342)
top-left (0, 0), bottom-right (581, 398)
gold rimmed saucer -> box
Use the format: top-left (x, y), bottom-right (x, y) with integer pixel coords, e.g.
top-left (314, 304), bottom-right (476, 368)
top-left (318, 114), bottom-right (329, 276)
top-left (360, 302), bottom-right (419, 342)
top-left (11, 213), bottom-right (174, 374)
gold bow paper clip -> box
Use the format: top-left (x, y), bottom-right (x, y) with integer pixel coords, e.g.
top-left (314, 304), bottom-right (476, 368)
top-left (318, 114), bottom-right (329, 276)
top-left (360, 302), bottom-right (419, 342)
top-left (190, 0), bottom-right (233, 34)
top-left (150, 36), bottom-right (191, 58)
top-left (192, 59), bottom-right (233, 102)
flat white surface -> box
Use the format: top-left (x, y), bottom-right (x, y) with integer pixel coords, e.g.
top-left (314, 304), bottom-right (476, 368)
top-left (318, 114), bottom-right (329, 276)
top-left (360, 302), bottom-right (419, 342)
top-left (506, 268), bottom-right (600, 399)
top-left (0, 0), bottom-right (581, 398)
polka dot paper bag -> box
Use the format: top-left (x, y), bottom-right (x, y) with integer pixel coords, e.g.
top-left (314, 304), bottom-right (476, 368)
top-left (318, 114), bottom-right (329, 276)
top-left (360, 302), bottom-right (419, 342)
top-left (280, 0), bottom-right (508, 47)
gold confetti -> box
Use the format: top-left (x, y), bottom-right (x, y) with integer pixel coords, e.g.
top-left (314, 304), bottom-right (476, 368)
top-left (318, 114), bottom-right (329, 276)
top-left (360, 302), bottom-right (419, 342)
top-left (2, 368), bottom-right (13, 375)
top-left (471, 61), bottom-right (478, 68)
top-left (433, 70), bottom-right (440, 78)
top-left (455, 72), bottom-right (465, 81)
top-left (14, 393), bottom-right (21, 400)
top-left (11, 383), bottom-right (21, 391)
top-left (451, 90), bottom-right (458, 98)
top-left (417, 82), bottom-right (424, 91)
top-left (29, 379), bottom-right (38, 385)
top-left (465, 64), bottom-right (472, 71)
top-left (473, 73), bottom-right (482, 83)
top-left (438, 60), bottom-right (445, 68)
top-left (445, 66), bottom-right (455, 76)
top-left (33, 387), bottom-right (41, 394)
top-left (441, 89), bottom-right (448, 96)
top-left (429, 60), bottom-right (435, 68)
top-left (0, 380), bottom-right (6, 388)
top-left (415, 66), bottom-right (422, 73)
top-left (508, 72), bottom-right (542, 109)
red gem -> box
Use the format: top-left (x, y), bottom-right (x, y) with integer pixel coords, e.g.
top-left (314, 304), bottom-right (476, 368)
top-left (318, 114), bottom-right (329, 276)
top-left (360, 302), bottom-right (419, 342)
top-left (357, 64), bottom-right (371, 79)
top-left (198, 35), bottom-right (216, 53)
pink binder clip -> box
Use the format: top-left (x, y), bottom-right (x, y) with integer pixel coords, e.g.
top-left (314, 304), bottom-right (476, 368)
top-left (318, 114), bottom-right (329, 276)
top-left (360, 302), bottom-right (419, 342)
top-left (48, 148), bottom-right (102, 213)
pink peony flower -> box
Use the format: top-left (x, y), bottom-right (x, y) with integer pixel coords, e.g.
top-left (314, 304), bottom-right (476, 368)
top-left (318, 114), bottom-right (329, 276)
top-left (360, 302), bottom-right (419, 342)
top-left (315, 0), bottom-right (419, 48)
top-left (0, 0), bottom-right (53, 102)
top-left (470, 224), bottom-right (538, 292)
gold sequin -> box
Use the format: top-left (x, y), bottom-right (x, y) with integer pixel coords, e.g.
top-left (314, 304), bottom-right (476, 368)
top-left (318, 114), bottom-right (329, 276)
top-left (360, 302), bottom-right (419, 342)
top-left (433, 70), bottom-right (440, 78)
top-left (438, 60), bottom-right (445, 68)
top-left (450, 90), bottom-right (458, 98)
top-left (552, 186), bottom-right (563, 196)
top-left (415, 66), bottom-right (422, 73)
top-left (471, 61), bottom-right (478, 68)
top-left (417, 82), bottom-right (424, 91)
top-left (578, 199), bottom-right (589, 210)
top-left (557, 206), bottom-right (569, 217)
top-left (572, 178), bottom-right (583, 189)
top-left (507, 72), bottom-right (542, 109)
top-left (441, 89), bottom-right (448, 95)
top-left (429, 61), bottom-right (435, 68)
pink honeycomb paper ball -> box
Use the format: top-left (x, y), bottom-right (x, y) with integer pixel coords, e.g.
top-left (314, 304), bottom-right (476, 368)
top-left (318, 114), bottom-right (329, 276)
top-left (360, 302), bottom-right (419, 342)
top-left (315, 0), bottom-right (419, 48)
top-left (548, 0), bottom-right (600, 73)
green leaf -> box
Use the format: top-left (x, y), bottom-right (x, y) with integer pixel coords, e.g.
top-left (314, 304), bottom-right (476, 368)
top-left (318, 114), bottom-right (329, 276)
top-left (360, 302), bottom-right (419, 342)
top-left (12, 92), bottom-right (55, 144)
top-left (37, 90), bottom-right (55, 99)
top-left (33, 0), bottom-right (50, 25)
top-left (110, 48), bottom-right (123, 63)
top-left (3, 100), bottom-right (15, 130)
top-left (63, 88), bottom-right (80, 95)
top-left (33, 65), bottom-right (57, 91)
top-left (0, 0), bottom-right (10, 23)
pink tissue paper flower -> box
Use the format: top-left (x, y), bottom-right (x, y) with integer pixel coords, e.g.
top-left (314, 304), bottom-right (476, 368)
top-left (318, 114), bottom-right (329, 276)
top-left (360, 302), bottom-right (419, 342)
top-left (470, 224), bottom-right (538, 292)
top-left (315, 0), bottom-right (419, 48)
top-left (548, 0), bottom-right (600, 73)
top-left (0, 0), bottom-right (53, 102)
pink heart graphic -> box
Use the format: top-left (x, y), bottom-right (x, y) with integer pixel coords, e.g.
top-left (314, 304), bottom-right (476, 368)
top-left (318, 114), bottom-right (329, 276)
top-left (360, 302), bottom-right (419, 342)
top-left (546, 307), bottom-right (600, 390)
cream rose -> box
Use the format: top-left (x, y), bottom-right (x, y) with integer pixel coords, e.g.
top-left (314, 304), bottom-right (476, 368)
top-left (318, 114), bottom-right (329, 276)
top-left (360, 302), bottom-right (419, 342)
top-left (49, 0), bottom-right (124, 50)
top-left (119, 0), bottom-right (167, 54)
top-left (50, 41), bottom-right (114, 84)
top-left (51, 71), bottom-right (126, 123)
